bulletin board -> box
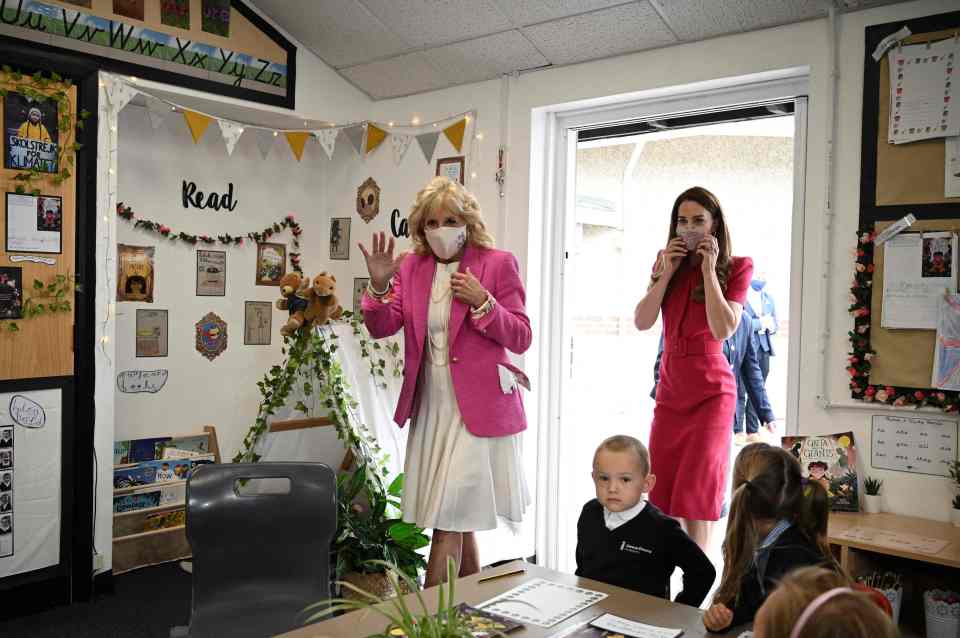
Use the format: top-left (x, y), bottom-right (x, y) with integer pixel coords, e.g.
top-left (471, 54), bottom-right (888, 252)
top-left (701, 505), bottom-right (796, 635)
top-left (860, 10), bottom-right (960, 226)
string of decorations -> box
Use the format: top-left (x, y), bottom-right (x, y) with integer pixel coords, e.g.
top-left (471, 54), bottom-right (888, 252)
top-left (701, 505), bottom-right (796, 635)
top-left (848, 229), bottom-right (957, 411)
top-left (116, 202), bottom-right (303, 274)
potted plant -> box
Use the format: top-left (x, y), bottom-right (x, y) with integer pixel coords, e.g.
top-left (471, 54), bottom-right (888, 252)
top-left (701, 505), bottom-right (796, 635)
top-left (862, 476), bottom-right (883, 514)
top-left (951, 461), bottom-right (960, 528)
top-left (952, 495), bottom-right (960, 528)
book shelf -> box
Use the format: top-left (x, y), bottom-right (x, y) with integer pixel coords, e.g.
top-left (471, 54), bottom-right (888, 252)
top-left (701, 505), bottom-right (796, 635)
top-left (111, 426), bottom-right (220, 575)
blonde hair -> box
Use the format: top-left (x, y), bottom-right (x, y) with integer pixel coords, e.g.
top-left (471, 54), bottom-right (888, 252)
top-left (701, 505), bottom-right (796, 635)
top-left (755, 567), bottom-right (896, 638)
top-left (593, 435), bottom-right (650, 477)
top-left (408, 177), bottom-right (495, 256)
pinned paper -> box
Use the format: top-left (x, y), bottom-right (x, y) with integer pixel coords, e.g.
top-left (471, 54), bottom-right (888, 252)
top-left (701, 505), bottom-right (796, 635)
top-left (315, 129), bottom-right (338, 159)
top-left (444, 118), bottom-right (467, 152)
top-left (392, 134), bottom-right (412, 165)
top-left (416, 131), bottom-right (440, 163)
top-left (182, 110), bottom-right (213, 144)
top-left (365, 124), bottom-right (387, 154)
top-left (217, 120), bottom-right (244, 156)
top-left (285, 131), bottom-right (310, 161)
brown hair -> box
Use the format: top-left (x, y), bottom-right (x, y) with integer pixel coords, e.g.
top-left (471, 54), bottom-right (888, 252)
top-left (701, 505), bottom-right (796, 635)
top-left (407, 177), bottom-right (495, 256)
top-left (714, 447), bottom-right (839, 607)
top-left (755, 567), bottom-right (897, 638)
top-left (593, 435), bottom-right (650, 477)
top-left (651, 186), bottom-right (732, 302)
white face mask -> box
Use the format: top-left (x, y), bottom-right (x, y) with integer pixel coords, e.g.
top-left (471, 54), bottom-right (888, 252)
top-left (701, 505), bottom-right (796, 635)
top-left (425, 225), bottom-right (467, 260)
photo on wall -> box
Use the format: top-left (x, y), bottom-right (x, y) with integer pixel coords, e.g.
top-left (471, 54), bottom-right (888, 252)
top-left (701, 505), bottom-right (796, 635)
top-left (160, 0), bottom-right (190, 29)
top-left (436, 156), bottom-right (465, 185)
top-left (135, 309), bottom-right (168, 358)
top-left (3, 92), bottom-right (59, 173)
top-left (117, 244), bottom-right (155, 302)
top-left (5, 193), bottom-right (63, 254)
top-left (330, 217), bottom-right (350, 260)
top-left (255, 242), bottom-right (286, 286)
top-left (0, 267), bottom-right (23, 320)
top-left (112, 0), bottom-right (144, 20)
top-left (201, 0), bottom-right (230, 36)
top-left (196, 250), bottom-right (226, 296)
top-left (0, 512), bottom-right (11, 558)
top-left (244, 301), bottom-right (272, 346)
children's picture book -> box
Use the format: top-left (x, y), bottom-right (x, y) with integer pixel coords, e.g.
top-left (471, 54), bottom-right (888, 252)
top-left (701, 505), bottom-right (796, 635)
top-left (113, 458), bottom-right (199, 488)
top-left (781, 432), bottom-right (859, 511)
top-left (114, 437), bottom-right (173, 465)
top-left (157, 435), bottom-right (210, 459)
top-left (144, 509), bottom-right (185, 532)
top-left (114, 490), bottom-right (161, 513)
top-left (113, 440), bottom-right (131, 465)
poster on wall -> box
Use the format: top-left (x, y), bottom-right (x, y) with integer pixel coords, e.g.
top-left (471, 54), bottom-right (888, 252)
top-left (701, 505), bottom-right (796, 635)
top-left (135, 309), bottom-right (168, 357)
top-left (244, 301), bottom-right (271, 346)
top-left (112, 0), bottom-right (144, 21)
top-left (0, 267), bottom-right (23, 320)
top-left (353, 278), bottom-right (369, 316)
top-left (117, 244), bottom-right (155, 302)
top-left (5, 193), bottom-right (63, 254)
top-left (160, 0), bottom-right (190, 29)
top-left (196, 250), bottom-right (226, 296)
top-left (255, 242), bottom-right (286, 286)
top-left (195, 311), bottom-right (227, 361)
top-left (436, 156), bottom-right (465, 185)
top-left (330, 217), bottom-right (351, 260)
top-left (3, 92), bottom-right (59, 173)
top-left (0, 390), bottom-right (61, 576)
top-left (201, 0), bottom-right (231, 37)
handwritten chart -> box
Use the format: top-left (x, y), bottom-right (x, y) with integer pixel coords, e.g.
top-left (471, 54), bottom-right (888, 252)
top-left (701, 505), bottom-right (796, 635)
top-left (871, 415), bottom-right (957, 477)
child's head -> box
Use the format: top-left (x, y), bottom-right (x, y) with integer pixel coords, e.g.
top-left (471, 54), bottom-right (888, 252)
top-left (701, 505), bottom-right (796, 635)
top-left (754, 567), bottom-right (896, 638)
top-left (715, 446), bottom-right (835, 606)
top-left (591, 435), bottom-right (655, 512)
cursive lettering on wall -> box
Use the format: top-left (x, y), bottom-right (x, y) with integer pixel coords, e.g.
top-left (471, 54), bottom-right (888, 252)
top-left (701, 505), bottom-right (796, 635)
top-left (182, 180), bottom-right (238, 211)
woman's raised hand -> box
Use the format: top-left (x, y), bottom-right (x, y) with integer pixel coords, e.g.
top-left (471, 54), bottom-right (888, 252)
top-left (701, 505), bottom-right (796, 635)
top-left (358, 232), bottom-right (408, 290)
top-left (659, 237), bottom-right (688, 279)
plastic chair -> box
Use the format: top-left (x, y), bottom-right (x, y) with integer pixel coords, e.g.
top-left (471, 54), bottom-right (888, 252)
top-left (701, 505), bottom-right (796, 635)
top-left (171, 462), bottom-right (336, 638)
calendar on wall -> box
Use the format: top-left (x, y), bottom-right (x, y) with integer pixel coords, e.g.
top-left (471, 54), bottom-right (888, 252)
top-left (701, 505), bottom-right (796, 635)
top-left (871, 414), bottom-right (958, 477)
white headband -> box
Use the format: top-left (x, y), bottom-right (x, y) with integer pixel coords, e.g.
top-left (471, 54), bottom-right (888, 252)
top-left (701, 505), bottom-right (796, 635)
top-left (789, 587), bottom-right (854, 638)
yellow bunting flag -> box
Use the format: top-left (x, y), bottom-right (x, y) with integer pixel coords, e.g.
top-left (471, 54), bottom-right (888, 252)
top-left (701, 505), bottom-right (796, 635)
top-left (443, 118), bottom-right (467, 152)
top-left (182, 110), bottom-right (212, 144)
top-left (285, 132), bottom-right (310, 161)
top-left (365, 124), bottom-right (387, 154)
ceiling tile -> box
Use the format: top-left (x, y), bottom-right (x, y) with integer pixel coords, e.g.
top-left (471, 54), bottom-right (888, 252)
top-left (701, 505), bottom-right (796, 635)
top-left (491, 0), bottom-right (633, 27)
top-left (358, 0), bottom-right (513, 49)
top-left (730, 0), bottom-right (827, 31)
top-left (647, 0), bottom-right (746, 40)
top-left (423, 31), bottom-right (550, 85)
top-left (522, 2), bottom-right (677, 67)
top-left (340, 52), bottom-right (451, 99)
top-left (253, 0), bottom-right (410, 68)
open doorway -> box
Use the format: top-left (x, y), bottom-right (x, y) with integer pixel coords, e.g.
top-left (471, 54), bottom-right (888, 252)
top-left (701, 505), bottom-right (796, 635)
top-left (554, 105), bottom-right (801, 579)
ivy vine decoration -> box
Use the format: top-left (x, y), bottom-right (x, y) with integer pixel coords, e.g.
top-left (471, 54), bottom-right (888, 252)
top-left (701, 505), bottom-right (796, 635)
top-left (847, 229), bottom-right (958, 411)
top-left (4, 273), bottom-right (78, 334)
top-left (0, 65), bottom-right (90, 194)
top-left (117, 203), bottom-right (303, 274)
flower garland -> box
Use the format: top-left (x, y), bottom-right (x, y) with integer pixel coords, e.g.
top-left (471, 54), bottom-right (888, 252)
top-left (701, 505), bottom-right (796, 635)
top-left (848, 229), bottom-right (958, 411)
top-left (116, 202), bottom-right (303, 274)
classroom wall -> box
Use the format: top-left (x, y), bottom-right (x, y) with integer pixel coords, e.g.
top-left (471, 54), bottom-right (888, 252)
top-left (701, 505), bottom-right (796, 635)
top-left (359, 0), bottom-right (960, 522)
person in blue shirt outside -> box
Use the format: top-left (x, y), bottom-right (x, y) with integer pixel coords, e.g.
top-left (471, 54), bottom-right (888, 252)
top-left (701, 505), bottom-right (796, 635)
top-left (742, 276), bottom-right (777, 443)
top-left (652, 309), bottom-right (774, 441)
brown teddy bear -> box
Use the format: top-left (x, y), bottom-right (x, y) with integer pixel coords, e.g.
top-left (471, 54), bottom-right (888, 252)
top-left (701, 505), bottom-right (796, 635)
top-left (275, 272), bottom-right (311, 337)
top-left (304, 271), bottom-right (343, 327)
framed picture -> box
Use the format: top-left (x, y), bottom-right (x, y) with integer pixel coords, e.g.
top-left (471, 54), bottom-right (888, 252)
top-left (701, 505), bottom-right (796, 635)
top-left (196, 250), bottom-right (226, 296)
top-left (117, 244), bottom-right (155, 302)
top-left (0, 267), bottom-right (23, 320)
top-left (195, 311), bottom-right (228, 361)
top-left (255, 242), bottom-right (286, 286)
top-left (135, 309), bottom-right (168, 357)
top-left (5, 193), bottom-right (63, 254)
top-left (436, 156), bottom-right (465, 185)
top-left (4, 92), bottom-right (59, 173)
top-left (330, 217), bottom-right (351, 260)
top-left (244, 301), bottom-right (272, 345)
top-left (352, 277), bottom-right (369, 316)
top-left (160, 0), bottom-right (190, 28)
top-left (112, 0), bottom-right (144, 20)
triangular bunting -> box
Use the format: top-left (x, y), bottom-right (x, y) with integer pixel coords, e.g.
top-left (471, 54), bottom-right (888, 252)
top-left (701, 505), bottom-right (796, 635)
top-left (255, 129), bottom-right (275, 159)
top-left (416, 131), bottom-right (440, 163)
top-left (285, 131), bottom-right (310, 161)
top-left (315, 129), bottom-right (338, 159)
top-left (443, 118), bottom-right (467, 152)
top-left (218, 120), bottom-right (244, 156)
top-left (146, 98), bottom-right (169, 129)
top-left (391, 134), bottom-right (412, 165)
top-left (182, 110), bottom-right (212, 144)
top-left (343, 124), bottom-right (366, 157)
top-left (104, 78), bottom-right (137, 112)
top-left (365, 124), bottom-right (387, 154)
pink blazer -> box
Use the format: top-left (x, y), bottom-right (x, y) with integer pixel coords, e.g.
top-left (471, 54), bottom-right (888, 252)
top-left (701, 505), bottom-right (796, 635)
top-left (361, 244), bottom-right (531, 437)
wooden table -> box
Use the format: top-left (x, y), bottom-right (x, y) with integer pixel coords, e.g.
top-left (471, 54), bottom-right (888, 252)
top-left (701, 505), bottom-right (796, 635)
top-left (278, 561), bottom-right (745, 638)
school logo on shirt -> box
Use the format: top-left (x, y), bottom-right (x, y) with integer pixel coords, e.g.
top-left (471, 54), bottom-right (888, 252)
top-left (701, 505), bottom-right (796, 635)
top-left (620, 541), bottom-right (653, 555)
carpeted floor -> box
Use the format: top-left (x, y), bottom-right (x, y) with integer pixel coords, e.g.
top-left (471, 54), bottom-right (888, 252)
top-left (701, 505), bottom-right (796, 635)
top-left (0, 562), bottom-right (191, 638)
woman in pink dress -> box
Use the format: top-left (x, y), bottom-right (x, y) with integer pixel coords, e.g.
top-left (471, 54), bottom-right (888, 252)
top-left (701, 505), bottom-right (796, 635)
top-left (633, 186), bottom-right (752, 551)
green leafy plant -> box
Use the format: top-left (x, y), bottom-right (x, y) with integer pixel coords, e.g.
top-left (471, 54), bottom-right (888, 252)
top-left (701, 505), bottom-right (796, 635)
top-left (950, 460), bottom-right (960, 487)
top-left (305, 558), bottom-right (505, 638)
top-left (3, 273), bottom-right (77, 333)
top-left (864, 476), bottom-right (883, 496)
top-left (952, 494), bottom-right (960, 511)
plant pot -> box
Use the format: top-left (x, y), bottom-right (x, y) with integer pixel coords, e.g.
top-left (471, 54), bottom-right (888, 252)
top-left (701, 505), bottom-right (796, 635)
top-left (924, 590), bottom-right (960, 638)
top-left (340, 571), bottom-right (413, 602)
top-left (862, 493), bottom-right (882, 514)
top-left (952, 508), bottom-right (960, 528)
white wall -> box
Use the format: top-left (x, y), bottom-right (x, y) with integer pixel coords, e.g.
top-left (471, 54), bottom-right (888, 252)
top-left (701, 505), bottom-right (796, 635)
top-left (364, 0), bottom-right (960, 522)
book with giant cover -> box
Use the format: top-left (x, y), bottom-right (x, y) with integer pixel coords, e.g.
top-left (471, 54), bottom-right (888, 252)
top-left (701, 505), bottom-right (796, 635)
top-left (781, 432), bottom-right (859, 511)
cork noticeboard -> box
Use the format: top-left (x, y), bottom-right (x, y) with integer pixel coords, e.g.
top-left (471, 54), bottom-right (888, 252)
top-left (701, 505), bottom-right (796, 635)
top-left (875, 29), bottom-right (960, 207)
top-left (868, 219), bottom-right (959, 388)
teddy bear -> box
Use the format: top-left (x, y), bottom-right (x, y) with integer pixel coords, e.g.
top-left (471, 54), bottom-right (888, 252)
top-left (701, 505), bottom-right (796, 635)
top-left (304, 271), bottom-right (343, 327)
top-left (275, 272), bottom-right (312, 337)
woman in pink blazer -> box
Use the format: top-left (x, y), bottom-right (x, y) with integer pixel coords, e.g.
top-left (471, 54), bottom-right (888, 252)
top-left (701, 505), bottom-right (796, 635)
top-left (360, 177), bottom-right (531, 586)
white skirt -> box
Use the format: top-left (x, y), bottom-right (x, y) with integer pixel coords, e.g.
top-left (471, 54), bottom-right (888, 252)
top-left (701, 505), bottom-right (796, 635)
top-left (401, 359), bottom-right (530, 532)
